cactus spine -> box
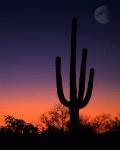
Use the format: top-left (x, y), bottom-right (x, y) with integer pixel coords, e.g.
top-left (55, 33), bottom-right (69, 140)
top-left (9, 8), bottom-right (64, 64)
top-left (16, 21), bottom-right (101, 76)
top-left (55, 17), bottom-right (95, 136)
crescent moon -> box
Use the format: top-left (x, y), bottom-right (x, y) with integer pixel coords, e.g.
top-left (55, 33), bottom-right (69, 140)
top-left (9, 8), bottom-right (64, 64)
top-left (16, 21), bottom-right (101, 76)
top-left (94, 5), bottom-right (110, 24)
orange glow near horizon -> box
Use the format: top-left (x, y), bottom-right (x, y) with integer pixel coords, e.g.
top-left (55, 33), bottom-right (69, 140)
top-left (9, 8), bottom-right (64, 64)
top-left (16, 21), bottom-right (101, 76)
top-left (0, 84), bottom-right (120, 126)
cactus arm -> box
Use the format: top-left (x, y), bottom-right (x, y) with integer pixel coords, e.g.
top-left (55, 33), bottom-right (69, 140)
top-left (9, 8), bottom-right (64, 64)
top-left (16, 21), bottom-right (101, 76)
top-left (78, 48), bottom-right (87, 100)
top-left (70, 17), bottom-right (77, 100)
top-left (56, 56), bottom-right (70, 107)
top-left (78, 68), bottom-right (95, 109)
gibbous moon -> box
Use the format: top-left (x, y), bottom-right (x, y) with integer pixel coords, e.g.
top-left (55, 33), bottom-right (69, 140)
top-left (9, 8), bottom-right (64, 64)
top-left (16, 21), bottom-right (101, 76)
top-left (94, 5), bottom-right (110, 24)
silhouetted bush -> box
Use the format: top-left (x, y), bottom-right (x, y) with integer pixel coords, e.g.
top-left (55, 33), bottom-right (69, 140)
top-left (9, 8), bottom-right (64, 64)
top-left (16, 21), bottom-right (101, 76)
top-left (2, 115), bottom-right (39, 136)
top-left (0, 111), bottom-right (120, 149)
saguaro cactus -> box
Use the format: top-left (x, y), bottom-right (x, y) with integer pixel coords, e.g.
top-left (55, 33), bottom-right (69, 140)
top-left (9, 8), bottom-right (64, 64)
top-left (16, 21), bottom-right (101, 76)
top-left (55, 17), bottom-right (95, 136)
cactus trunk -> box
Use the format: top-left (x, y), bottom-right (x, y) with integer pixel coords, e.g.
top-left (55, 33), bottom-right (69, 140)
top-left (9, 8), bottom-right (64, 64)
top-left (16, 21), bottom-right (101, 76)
top-left (55, 17), bottom-right (95, 136)
top-left (69, 106), bottom-right (79, 135)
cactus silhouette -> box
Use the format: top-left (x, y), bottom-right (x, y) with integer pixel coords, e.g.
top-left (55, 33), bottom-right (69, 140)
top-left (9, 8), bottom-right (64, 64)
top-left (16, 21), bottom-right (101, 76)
top-left (55, 17), bottom-right (95, 136)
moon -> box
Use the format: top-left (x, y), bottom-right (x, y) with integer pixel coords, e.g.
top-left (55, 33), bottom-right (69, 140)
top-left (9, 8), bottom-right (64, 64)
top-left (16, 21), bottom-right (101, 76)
top-left (94, 5), bottom-right (110, 24)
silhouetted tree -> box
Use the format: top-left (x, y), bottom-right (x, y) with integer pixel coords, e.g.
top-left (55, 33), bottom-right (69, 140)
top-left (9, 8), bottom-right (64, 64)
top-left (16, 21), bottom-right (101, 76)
top-left (4, 115), bottom-right (39, 136)
top-left (92, 114), bottom-right (112, 133)
top-left (109, 114), bottom-right (120, 133)
top-left (55, 17), bottom-right (95, 136)
top-left (4, 115), bottom-right (25, 135)
top-left (40, 104), bottom-right (69, 132)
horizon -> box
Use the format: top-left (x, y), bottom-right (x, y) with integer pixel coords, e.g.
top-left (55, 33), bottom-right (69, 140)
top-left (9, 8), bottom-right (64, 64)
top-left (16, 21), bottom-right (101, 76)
top-left (0, 0), bottom-right (120, 126)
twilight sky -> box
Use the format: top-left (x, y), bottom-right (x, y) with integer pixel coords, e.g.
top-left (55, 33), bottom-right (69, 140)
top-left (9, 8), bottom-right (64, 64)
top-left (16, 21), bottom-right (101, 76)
top-left (0, 0), bottom-right (120, 124)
